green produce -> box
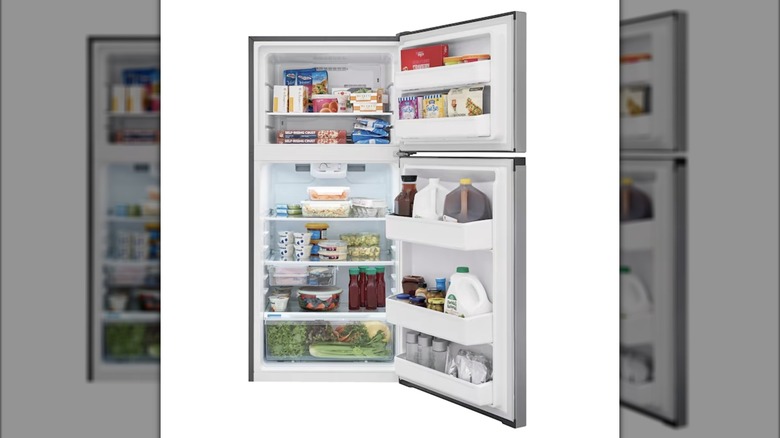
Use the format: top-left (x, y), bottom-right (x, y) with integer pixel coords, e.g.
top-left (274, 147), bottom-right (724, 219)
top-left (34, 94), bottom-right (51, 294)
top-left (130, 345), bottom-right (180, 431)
top-left (266, 322), bottom-right (308, 357)
top-left (309, 322), bottom-right (391, 358)
top-left (105, 323), bottom-right (146, 358)
top-left (309, 342), bottom-right (390, 358)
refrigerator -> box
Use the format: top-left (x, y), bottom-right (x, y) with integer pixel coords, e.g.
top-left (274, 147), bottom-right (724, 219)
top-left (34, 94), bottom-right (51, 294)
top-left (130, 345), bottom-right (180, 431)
top-left (88, 37), bottom-right (161, 381)
top-left (619, 11), bottom-right (687, 426)
top-left (250, 12), bottom-right (526, 427)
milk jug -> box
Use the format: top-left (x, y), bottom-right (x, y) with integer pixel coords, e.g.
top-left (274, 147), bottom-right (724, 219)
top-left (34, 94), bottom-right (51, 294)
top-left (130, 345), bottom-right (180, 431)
top-left (620, 266), bottom-right (652, 318)
top-left (412, 178), bottom-right (448, 220)
top-left (444, 266), bottom-right (492, 317)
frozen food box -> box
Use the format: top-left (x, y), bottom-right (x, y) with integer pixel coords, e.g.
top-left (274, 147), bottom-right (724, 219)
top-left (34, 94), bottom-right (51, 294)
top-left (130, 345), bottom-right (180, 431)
top-left (288, 86), bottom-right (307, 113)
top-left (311, 70), bottom-right (329, 95)
top-left (353, 101), bottom-right (384, 113)
top-left (398, 96), bottom-right (418, 120)
top-left (273, 85), bottom-right (289, 113)
top-left (447, 86), bottom-right (485, 117)
top-left (421, 94), bottom-right (446, 118)
top-left (401, 44), bottom-right (449, 71)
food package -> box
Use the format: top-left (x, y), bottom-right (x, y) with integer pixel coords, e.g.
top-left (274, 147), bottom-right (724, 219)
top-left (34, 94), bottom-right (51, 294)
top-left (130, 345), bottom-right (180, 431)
top-left (312, 95), bottom-right (338, 113)
top-left (446, 349), bottom-right (493, 384)
top-left (332, 88), bottom-right (351, 112)
top-left (355, 117), bottom-right (390, 130)
top-left (447, 86), bottom-right (485, 117)
top-left (421, 94), bottom-right (446, 118)
top-left (311, 70), bottom-right (329, 95)
top-left (353, 101), bottom-right (384, 113)
top-left (401, 44), bottom-right (449, 71)
top-left (273, 85), bottom-right (289, 113)
top-left (283, 69), bottom-right (298, 85)
top-left (620, 85), bottom-right (650, 116)
top-left (301, 200), bottom-right (351, 218)
top-left (350, 92), bottom-right (379, 103)
top-left (398, 96), bottom-right (418, 120)
top-left (277, 130), bottom-right (347, 144)
top-left (288, 86), bottom-right (307, 113)
top-left (339, 232), bottom-right (381, 246)
top-left (307, 186), bottom-right (350, 201)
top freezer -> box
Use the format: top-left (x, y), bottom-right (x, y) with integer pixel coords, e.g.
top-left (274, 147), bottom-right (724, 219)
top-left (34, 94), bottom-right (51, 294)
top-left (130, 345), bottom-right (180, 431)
top-left (250, 12), bottom-right (525, 154)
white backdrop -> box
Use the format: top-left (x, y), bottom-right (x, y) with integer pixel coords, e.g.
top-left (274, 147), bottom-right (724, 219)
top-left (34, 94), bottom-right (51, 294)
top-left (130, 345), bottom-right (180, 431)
top-left (160, 1), bottom-right (618, 437)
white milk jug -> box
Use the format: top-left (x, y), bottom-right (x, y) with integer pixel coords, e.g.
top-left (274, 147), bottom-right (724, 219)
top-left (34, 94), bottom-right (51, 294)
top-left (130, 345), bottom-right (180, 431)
top-left (412, 177), bottom-right (448, 220)
top-left (620, 266), bottom-right (652, 318)
top-left (444, 266), bottom-right (492, 317)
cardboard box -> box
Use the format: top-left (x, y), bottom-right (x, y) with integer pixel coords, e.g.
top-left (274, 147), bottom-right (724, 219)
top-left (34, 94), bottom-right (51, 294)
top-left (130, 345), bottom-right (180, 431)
top-left (288, 86), bottom-right (307, 113)
top-left (401, 44), bottom-right (449, 71)
top-left (353, 101), bottom-right (384, 113)
top-left (273, 86), bottom-right (289, 113)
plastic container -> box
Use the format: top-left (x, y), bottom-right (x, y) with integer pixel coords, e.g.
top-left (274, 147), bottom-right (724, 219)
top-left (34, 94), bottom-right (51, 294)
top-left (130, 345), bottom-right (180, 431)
top-left (317, 252), bottom-right (348, 261)
top-left (418, 334), bottom-right (433, 368)
top-left (268, 265), bottom-right (310, 286)
top-left (307, 266), bottom-right (337, 286)
top-left (317, 240), bottom-right (348, 253)
top-left (413, 177), bottom-right (448, 220)
top-left (339, 233), bottom-right (381, 247)
top-left (351, 198), bottom-right (388, 217)
top-left (347, 246), bottom-right (381, 260)
top-left (395, 293), bottom-right (412, 304)
top-left (376, 266), bottom-right (386, 308)
top-left (301, 200), bottom-right (351, 218)
top-left (620, 266), bottom-right (652, 317)
top-left (305, 223), bottom-right (329, 241)
top-left (406, 331), bottom-right (420, 364)
top-left (295, 286), bottom-right (343, 311)
top-left (348, 267), bottom-right (360, 310)
top-left (444, 266), bottom-right (492, 317)
top-left (365, 267), bottom-right (378, 310)
top-left (307, 186), bottom-right (350, 201)
top-left (442, 178), bottom-right (492, 223)
top-left (311, 95), bottom-right (339, 113)
top-left (432, 338), bottom-right (450, 372)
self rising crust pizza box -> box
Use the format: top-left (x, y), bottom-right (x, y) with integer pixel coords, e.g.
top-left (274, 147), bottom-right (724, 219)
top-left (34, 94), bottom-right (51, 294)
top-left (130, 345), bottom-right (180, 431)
top-left (401, 44), bottom-right (449, 71)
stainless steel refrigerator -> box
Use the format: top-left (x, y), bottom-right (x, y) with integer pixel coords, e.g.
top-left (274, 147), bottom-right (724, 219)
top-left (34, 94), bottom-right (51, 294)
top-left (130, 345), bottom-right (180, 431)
top-left (619, 11), bottom-right (687, 426)
top-left (250, 12), bottom-right (526, 427)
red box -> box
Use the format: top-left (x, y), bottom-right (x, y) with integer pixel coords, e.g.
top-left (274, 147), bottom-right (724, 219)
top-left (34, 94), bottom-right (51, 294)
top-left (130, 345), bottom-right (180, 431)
top-left (401, 44), bottom-right (449, 71)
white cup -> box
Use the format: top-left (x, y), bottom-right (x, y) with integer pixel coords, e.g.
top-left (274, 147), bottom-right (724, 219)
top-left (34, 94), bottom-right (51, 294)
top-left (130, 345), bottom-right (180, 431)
top-left (269, 296), bottom-right (289, 312)
top-left (277, 231), bottom-right (293, 245)
top-left (278, 244), bottom-right (294, 257)
top-left (293, 232), bottom-right (312, 246)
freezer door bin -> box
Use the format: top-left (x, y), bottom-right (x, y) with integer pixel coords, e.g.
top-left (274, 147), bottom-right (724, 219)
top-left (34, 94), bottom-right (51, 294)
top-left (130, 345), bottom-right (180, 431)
top-left (395, 12), bottom-right (525, 153)
top-left (620, 159), bottom-right (686, 426)
top-left (388, 157), bottom-right (525, 427)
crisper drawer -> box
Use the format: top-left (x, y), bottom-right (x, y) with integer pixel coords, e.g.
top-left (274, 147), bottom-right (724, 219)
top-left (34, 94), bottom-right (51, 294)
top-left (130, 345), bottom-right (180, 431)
top-left (264, 319), bottom-right (394, 362)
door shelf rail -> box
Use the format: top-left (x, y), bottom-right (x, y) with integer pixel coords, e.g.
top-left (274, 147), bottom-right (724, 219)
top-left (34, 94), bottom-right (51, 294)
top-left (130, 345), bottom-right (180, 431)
top-left (395, 60), bottom-right (491, 92)
top-left (394, 114), bottom-right (491, 140)
top-left (395, 353), bottom-right (493, 406)
top-left (386, 295), bottom-right (492, 345)
top-left (386, 215), bottom-right (492, 251)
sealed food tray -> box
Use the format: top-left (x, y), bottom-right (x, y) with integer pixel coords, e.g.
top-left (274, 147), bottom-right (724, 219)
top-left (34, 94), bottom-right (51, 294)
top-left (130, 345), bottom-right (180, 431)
top-left (307, 186), bottom-right (350, 201)
top-left (340, 232), bottom-right (381, 247)
top-left (264, 320), bottom-right (394, 362)
top-left (301, 200), bottom-right (351, 218)
top-left (268, 265), bottom-right (338, 286)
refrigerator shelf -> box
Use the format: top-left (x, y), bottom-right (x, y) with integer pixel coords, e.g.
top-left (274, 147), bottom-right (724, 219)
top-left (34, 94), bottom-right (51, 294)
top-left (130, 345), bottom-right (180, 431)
top-left (263, 216), bottom-right (386, 222)
top-left (102, 311), bottom-right (160, 322)
top-left (620, 220), bottom-right (655, 251)
top-left (386, 215), bottom-right (493, 251)
top-left (265, 254), bottom-right (395, 267)
top-left (267, 112), bottom-right (393, 117)
top-left (264, 307), bottom-right (387, 321)
top-left (106, 215), bottom-right (160, 223)
top-left (394, 114), bottom-right (491, 140)
top-left (386, 294), bottom-right (493, 345)
top-left (395, 60), bottom-right (492, 92)
top-left (394, 353), bottom-right (493, 406)
top-left (620, 313), bottom-right (654, 346)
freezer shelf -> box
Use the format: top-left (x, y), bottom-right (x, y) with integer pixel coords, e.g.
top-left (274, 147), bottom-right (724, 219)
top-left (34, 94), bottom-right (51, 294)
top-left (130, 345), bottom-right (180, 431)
top-left (395, 353), bottom-right (493, 406)
top-left (395, 60), bottom-right (492, 92)
top-left (386, 215), bottom-right (493, 251)
top-left (264, 319), bottom-right (394, 363)
top-left (394, 114), bottom-right (491, 139)
top-left (386, 295), bottom-right (492, 345)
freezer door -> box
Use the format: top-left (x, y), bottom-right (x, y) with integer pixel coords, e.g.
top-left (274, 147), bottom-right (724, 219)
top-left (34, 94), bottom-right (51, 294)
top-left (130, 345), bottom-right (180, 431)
top-left (620, 159), bottom-right (686, 426)
top-left (387, 157), bottom-right (525, 427)
top-left (395, 12), bottom-right (525, 153)
top-left (620, 12), bottom-right (686, 151)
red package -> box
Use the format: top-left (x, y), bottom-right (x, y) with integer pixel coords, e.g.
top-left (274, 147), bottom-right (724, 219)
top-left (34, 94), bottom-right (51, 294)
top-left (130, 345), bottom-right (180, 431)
top-left (401, 44), bottom-right (449, 71)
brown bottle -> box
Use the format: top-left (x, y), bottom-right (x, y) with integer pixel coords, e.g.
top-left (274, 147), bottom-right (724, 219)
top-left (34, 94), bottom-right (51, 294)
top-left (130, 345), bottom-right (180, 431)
top-left (394, 175), bottom-right (418, 217)
top-left (442, 178), bottom-right (492, 223)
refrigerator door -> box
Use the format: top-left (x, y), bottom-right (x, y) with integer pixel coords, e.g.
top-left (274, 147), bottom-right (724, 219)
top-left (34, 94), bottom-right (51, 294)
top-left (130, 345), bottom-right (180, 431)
top-left (620, 12), bottom-right (686, 151)
top-left (386, 157), bottom-right (525, 427)
top-left (620, 159), bottom-right (686, 426)
top-left (395, 12), bottom-right (525, 153)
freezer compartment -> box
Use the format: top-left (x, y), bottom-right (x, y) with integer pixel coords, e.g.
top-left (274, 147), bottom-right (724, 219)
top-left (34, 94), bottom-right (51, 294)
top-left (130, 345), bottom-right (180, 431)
top-left (386, 215), bottom-right (493, 251)
top-left (264, 320), bottom-right (394, 362)
top-left (102, 321), bottom-right (160, 363)
top-left (395, 353), bottom-right (493, 406)
top-left (387, 295), bottom-right (492, 345)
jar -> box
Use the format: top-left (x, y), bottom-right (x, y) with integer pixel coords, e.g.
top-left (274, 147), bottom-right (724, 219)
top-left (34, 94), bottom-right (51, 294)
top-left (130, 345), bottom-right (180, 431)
top-left (410, 296), bottom-right (427, 307)
top-left (395, 293), bottom-right (412, 304)
top-left (426, 297), bottom-right (445, 312)
top-left (304, 223), bottom-right (329, 241)
top-left (425, 287), bottom-right (444, 301)
top-left (402, 275), bottom-right (425, 295)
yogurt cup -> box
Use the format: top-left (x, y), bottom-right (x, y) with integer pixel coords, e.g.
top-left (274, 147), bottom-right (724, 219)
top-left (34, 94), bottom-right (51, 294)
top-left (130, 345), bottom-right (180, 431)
top-left (269, 295), bottom-right (289, 312)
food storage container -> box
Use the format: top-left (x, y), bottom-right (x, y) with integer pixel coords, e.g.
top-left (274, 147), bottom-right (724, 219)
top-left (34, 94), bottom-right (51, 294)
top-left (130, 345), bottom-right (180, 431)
top-left (268, 265), bottom-right (309, 286)
top-left (301, 200), bottom-right (351, 218)
top-left (307, 266), bottom-right (337, 286)
top-left (264, 320), bottom-right (394, 362)
top-left (316, 240), bottom-right (348, 253)
top-left (307, 186), bottom-right (350, 201)
top-left (295, 286), bottom-right (343, 311)
top-left (347, 246), bottom-right (381, 260)
top-left (340, 232), bottom-right (381, 247)
top-left (312, 95), bottom-right (339, 113)
top-left (317, 252), bottom-right (348, 261)
top-left (351, 197), bottom-right (388, 217)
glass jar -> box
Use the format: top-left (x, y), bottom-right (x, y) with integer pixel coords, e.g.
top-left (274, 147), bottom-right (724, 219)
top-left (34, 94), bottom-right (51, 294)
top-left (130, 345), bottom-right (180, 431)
top-left (410, 296), bottom-right (427, 307)
top-left (426, 297), bottom-right (445, 312)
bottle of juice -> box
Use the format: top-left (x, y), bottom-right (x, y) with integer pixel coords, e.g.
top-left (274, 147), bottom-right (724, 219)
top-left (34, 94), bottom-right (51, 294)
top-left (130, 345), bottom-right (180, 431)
top-left (375, 266), bottom-right (386, 307)
top-left (442, 178), bottom-right (492, 223)
top-left (394, 175), bottom-right (418, 217)
top-left (358, 266), bottom-right (368, 308)
top-left (348, 267), bottom-right (360, 310)
top-left (365, 267), bottom-right (378, 310)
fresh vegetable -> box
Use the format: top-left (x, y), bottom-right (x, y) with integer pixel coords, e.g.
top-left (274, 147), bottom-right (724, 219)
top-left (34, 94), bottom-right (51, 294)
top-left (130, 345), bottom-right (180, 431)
top-left (105, 323), bottom-right (147, 358)
top-left (309, 342), bottom-right (390, 358)
top-left (362, 321), bottom-right (391, 343)
top-left (309, 321), bottom-right (391, 358)
top-left (266, 322), bottom-right (308, 357)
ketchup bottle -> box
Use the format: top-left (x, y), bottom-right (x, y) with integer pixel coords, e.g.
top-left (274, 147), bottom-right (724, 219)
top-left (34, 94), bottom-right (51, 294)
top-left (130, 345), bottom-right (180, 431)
top-left (365, 267), bottom-right (377, 310)
top-left (348, 267), bottom-right (360, 310)
top-left (375, 266), bottom-right (386, 307)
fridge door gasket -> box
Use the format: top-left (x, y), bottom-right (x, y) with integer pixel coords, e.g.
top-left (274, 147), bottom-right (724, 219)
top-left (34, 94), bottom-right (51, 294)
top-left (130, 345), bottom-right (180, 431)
top-left (392, 156), bottom-right (525, 428)
top-left (395, 12), bottom-right (525, 153)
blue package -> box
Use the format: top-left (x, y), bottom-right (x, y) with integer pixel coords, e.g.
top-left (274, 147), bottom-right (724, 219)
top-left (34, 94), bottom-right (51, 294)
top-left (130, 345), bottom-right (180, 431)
top-left (354, 138), bottom-right (390, 144)
top-left (283, 69), bottom-right (297, 86)
top-left (355, 117), bottom-right (391, 130)
top-left (352, 123), bottom-right (389, 137)
top-left (352, 132), bottom-right (389, 142)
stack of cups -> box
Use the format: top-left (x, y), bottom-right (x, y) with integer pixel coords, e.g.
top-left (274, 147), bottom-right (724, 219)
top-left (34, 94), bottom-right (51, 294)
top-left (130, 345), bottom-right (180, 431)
top-left (293, 232), bottom-right (313, 261)
top-left (277, 231), bottom-right (294, 261)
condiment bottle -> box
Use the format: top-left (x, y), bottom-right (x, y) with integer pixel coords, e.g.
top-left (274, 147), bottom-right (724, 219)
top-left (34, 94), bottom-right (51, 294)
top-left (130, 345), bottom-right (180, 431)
top-left (402, 275), bottom-right (425, 295)
top-left (425, 286), bottom-right (444, 301)
top-left (375, 266), bottom-right (386, 307)
top-left (365, 267), bottom-right (377, 310)
top-left (394, 175), bottom-right (418, 217)
top-left (435, 277), bottom-right (447, 293)
top-left (358, 266), bottom-right (368, 308)
top-left (415, 281), bottom-right (428, 298)
top-left (348, 267), bottom-right (360, 310)
top-left (405, 332), bottom-right (419, 364)
top-left (418, 334), bottom-right (433, 368)
top-left (432, 338), bottom-right (450, 373)
top-left (426, 297), bottom-right (445, 312)
top-left (410, 296), bottom-right (427, 307)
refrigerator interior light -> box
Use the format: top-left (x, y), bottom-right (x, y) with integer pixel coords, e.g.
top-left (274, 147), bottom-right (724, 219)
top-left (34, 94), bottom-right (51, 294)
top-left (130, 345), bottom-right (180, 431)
top-left (310, 162), bottom-right (348, 179)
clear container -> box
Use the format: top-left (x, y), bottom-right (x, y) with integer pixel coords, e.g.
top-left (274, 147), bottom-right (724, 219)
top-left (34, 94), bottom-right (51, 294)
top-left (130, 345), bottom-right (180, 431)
top-left (346, 246), bottom-right (381, 260)
top-left (418, 334), bottom-right (433, 368)
top-left (295, 286), bottom-right (343, 311)
top-left (339, 232), bottom-right (381, 247)
top-left (351, 198), bottom-right (388, 217)
top-left (307, 186), bottom-right (350, 201)
top-left (432, 338), bottom-right (450, 373)
top-left (301, 200), bottom-right (351, 218)
top-left (317, 240), bottom-right (348, 253)
top-left (442, 178), bottom-right (492, 223)
top-left (405, 331), bottom-right (420, 364)
top-left (265, 320), bottom-right (394, 362)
